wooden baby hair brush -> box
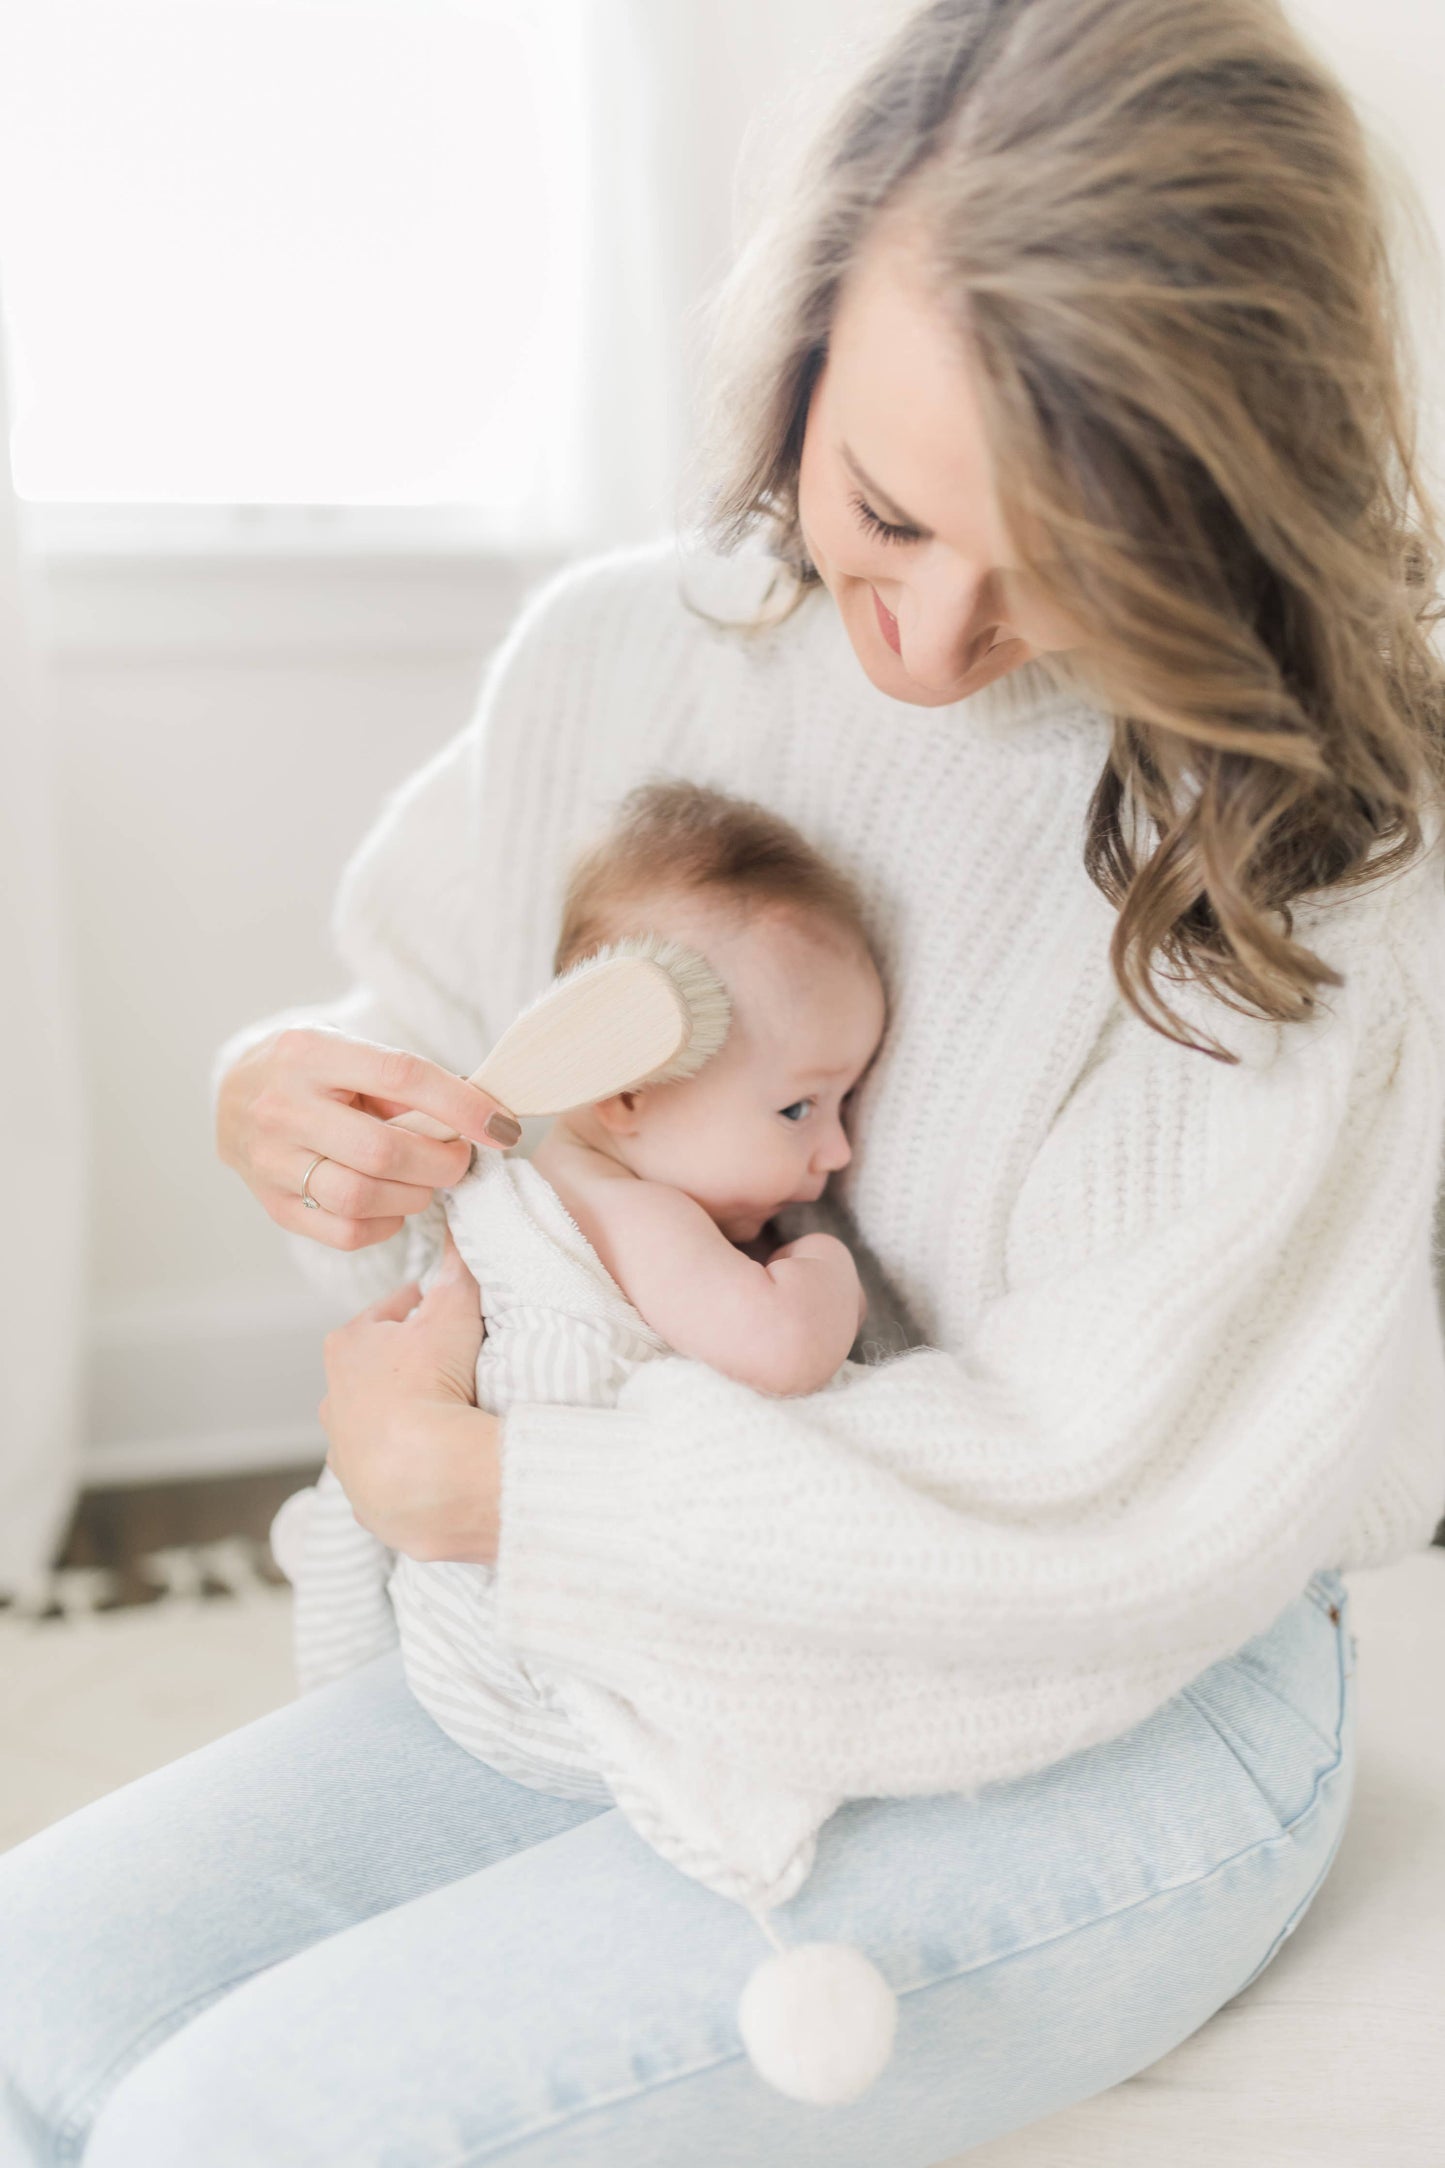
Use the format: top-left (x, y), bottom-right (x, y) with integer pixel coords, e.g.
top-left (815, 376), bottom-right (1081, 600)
top-left (388, 931), bottom-right (733, 1143)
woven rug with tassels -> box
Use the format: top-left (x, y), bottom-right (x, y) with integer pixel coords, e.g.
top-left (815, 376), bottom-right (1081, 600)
top-left (1, 1535), bottom-right (296, 1852)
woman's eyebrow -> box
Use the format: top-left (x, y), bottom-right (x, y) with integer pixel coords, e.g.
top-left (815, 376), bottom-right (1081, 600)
top-left (839, 443), bottom-right (934, 538)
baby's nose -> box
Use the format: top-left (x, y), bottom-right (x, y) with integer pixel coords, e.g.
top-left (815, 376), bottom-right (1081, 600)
top-left (816, 1124), bottom-right (852, 1172)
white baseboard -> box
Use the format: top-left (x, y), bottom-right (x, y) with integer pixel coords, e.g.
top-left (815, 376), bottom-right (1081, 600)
top-left (85, 1283), bottom-right (330, 1489)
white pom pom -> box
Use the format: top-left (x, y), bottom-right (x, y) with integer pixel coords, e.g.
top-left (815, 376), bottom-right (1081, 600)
top-left (267, 1487), bottom-right (316, 1585)
top-left (737, 1941), bottom-right (898, 2105)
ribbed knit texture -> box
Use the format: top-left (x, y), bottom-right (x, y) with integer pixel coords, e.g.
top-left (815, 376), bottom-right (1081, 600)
top-left (214, 538), bottom-right (1445, 1841)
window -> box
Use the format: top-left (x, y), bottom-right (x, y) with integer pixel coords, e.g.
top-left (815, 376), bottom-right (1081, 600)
top-left (0, 0), bottom-right (600, 545)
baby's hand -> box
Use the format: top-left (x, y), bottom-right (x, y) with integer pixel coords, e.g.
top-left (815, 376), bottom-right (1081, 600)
top-left (768, 1233), bottom-right (868, 1351)
top-left (593, 1183), bottom-right (862, 1396)
top-left (768, 1233), bottom-right (839, 1263)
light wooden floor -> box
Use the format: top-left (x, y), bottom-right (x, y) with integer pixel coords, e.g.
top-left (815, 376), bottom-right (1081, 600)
top-left (1, 1470), bottom-right (315, 1849)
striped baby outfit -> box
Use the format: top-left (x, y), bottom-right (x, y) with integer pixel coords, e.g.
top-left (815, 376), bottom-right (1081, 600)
top-left (274, 1145), bottom-right (672, 1802)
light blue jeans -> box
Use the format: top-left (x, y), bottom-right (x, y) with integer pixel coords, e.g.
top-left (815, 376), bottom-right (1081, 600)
top-left (0, 1570), bottom-right (1355, 2167)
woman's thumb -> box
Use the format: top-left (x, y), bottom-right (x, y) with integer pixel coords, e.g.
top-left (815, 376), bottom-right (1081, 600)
top-left (414, 1241), bottom-right (466, 1303)
top-left (362, 1280), bottom-right (422, 1323)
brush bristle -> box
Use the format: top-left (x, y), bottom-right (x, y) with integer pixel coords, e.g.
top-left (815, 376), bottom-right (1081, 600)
top-left (551, 930), bottom-right (732, 1086)
top-left (638, 937), bottom-right (734, 1082)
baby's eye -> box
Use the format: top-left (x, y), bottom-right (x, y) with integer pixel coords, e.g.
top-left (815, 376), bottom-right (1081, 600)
top-left (779, 1099), bottom-right (815, 1123)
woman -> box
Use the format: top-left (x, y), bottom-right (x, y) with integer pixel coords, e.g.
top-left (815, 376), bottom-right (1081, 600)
top-left (4, 0), bottom-right (1444, 2160)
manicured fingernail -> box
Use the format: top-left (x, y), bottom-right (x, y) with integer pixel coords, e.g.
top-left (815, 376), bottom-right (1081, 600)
top-left (484, 1112), bottom-right (521, 1147)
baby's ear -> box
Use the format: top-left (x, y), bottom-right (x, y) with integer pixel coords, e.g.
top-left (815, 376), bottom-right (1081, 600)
top-left (593, 1088), bottom-right (643, 1137)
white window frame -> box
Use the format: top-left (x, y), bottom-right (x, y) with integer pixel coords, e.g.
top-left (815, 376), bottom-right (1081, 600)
top-left (25, 503), bottom-right (568, 663)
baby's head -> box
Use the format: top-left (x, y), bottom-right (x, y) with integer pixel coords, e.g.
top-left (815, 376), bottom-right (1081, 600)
top-left (552, 780), bottom-right (886, 1245)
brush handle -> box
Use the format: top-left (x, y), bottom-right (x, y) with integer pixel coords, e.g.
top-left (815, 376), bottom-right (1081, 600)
top-left (387, 1053), bottom-right (512, 1145)
top-left (385, 953), bottom-right (695, 1143)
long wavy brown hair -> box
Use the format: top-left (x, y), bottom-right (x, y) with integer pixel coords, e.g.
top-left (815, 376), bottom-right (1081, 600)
top-left (692, 0), bottom-right (1445, 1059)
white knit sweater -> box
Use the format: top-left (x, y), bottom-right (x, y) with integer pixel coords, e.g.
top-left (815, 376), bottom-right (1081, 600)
top-left (212, 537), bottom-right (1445, 1812)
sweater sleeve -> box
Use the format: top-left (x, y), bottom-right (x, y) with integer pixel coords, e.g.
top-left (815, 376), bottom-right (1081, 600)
top-left (495, 856), bottom-right (1445, 1798)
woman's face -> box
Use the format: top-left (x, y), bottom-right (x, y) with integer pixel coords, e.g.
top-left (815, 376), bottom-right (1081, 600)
top-left (797, 229), bottom-right (1086, 708)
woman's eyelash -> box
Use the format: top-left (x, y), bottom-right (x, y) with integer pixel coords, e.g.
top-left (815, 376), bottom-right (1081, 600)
top-left (848, 489), bottom-right (919, 545)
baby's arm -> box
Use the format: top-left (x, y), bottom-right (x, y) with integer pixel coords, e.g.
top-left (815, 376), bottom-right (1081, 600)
top-left (595, 1181), bottom-right (866, 1396)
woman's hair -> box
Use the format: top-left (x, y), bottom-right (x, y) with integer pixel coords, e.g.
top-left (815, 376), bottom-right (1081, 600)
top-left (692, 0), bottom-right (1445, 1059)
top-left (552, 778), bottom-right (875, 981)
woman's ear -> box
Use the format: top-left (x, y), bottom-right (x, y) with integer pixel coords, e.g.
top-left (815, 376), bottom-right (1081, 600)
top-left (593, 1088), bottom-right (643, 1138)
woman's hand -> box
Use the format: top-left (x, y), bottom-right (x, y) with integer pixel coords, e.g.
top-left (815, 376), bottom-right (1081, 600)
top-left (216, 1024), bottom-right (522, 1252)
top-left (318, 1225), bottom-right (502, 1563)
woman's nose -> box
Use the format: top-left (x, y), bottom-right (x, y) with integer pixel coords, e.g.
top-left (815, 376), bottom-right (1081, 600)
top-left (895, 559), bottom-right (994, 690)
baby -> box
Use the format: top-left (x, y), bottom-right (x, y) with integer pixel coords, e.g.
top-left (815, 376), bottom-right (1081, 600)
top-left (271, 776), bottom-right (888, 1887)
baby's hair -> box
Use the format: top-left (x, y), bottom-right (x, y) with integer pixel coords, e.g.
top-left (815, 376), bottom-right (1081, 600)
top-left (552, 777), bottom-right (875, 979)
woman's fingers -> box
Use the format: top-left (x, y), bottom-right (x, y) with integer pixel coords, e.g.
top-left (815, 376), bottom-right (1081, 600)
top-left (218, 1025), bottom-right (520, 1256)
top-left (269, 1190), bottom-right (410, 1251)
top-left (292, 1098), bottom-right (472, 1205)
top-left (277, 1029), bottom-right (519, 1149)
top-left (260, 1053), bottom-right (484, 1248)
top-left (262, 1127), bottom-right (440, 1248)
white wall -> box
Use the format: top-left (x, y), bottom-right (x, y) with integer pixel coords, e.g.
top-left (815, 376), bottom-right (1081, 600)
top-left (40, 0), bottom-right (1444, 1485)
top-left (42, 553), bottom-right (542, 1480)
top-left (38, 0), bottom-right (912, 1487)
top-left (1287, 0), bottom-right (1445, 498)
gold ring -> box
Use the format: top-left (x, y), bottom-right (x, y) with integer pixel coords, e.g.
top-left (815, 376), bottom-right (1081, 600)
top-left (301, 1154), bottom-right (326, 1211)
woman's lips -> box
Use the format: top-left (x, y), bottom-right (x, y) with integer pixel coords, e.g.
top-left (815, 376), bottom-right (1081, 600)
top-left (872, 585), bottom-right (902, 654)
